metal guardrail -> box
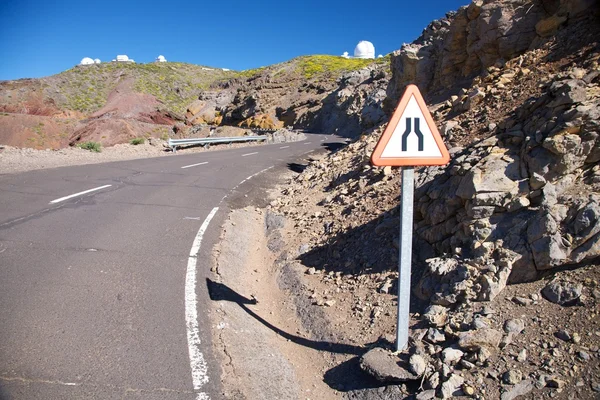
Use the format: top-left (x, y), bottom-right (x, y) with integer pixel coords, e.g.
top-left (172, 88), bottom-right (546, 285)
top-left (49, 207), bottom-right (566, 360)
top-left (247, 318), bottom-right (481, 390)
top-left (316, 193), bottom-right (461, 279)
top-left (168, 136), bottom-right (267, 152)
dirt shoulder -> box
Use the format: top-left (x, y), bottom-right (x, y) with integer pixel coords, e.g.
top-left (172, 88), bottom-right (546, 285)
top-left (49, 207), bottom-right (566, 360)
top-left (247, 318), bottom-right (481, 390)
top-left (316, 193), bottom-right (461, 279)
top-left (208, 165), bottom-right (342, 399)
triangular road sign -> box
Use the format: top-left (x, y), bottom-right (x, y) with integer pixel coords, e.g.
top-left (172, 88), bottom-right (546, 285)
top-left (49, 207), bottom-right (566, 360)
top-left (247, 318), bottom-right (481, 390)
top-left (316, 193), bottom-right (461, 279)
top-left (371, 84), bottom-right (450, 167)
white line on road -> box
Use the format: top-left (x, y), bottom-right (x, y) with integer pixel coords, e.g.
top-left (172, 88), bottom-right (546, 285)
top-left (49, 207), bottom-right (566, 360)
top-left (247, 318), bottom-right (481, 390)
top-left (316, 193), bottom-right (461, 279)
top-left (219, 165), bottom-right (275, 204)
top-left (241, 152), bottom-right (258, 157)
top-left (304, 142), bottom-right (312, 145)
top-left (186, 207), bottom-right (218, 399)
top-left (279, 146), bottom-right (289, 149)
top-left (181, 162), bottom-right (208, 169)
top-left (49, 185), bottom-right (112, 204)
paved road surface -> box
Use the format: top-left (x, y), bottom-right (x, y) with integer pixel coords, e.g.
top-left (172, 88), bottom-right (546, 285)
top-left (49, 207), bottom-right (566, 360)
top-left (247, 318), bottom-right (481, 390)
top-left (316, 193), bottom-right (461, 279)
top-left (0, 134), bottom-right (340, 399)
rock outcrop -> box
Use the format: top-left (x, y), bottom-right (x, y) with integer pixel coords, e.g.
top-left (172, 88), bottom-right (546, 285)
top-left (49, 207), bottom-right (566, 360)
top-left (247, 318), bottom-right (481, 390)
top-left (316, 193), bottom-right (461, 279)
top-left (387, 0), bottom-right (598, 103)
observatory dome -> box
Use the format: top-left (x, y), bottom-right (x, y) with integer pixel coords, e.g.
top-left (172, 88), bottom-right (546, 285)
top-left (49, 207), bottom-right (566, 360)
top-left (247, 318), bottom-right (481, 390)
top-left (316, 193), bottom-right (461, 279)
top-left (156, 55), bottom-right (167, 62)
top-left (80, 57), bottom-right (95, 65)
top-left (353, 41), bottom-right (375, 59)
top-left (116, 55), bottom-right (130, 62)
top-left (94, 58), bottom-right (101, 64)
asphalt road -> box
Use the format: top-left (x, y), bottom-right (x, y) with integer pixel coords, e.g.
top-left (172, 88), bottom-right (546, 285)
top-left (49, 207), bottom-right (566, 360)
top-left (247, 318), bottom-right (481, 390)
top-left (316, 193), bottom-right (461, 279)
top-left (0, 134), bottom-right (340, 399)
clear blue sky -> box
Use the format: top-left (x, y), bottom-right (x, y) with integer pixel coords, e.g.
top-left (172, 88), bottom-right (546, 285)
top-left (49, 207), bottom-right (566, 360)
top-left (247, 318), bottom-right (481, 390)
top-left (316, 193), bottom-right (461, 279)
top-left (0, 0), bottom-right (469, 80)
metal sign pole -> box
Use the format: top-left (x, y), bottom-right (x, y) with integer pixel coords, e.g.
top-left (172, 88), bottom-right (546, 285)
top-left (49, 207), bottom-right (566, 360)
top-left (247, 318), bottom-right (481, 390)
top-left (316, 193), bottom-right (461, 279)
top-left (396, 166), bottom-right (414, 352)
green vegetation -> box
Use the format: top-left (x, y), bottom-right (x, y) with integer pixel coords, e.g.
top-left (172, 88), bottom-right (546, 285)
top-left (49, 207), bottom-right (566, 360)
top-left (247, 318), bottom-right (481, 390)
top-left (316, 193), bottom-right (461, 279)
top-left (130, 137), bottom-right (145, 145)
top-left (131, 62), bottom-right (237, 113)
top-left (77, 141), bottom-right (102, 152)
top-left (295, 55), bottom-right (377, 79)
top-left (236, 67), bottom-right (267, 78)
top-left (54, 62), bottom-right (237, 114)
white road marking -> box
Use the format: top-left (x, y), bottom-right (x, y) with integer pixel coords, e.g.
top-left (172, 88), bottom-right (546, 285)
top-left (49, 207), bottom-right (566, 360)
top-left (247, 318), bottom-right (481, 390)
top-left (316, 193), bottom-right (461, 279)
top-left (49, 185), bottom-right (112, 204)
top-left (279, 146), bottom-right (289, 149)
top-left (321, 139), bottom-right (325, 142)
top-left (219, 166), bottom-right (275, 205)
top-left (186, 207), bottom-right (218, 399)
top-left (304, 142), bottom-right (312, 145)
top-left (242, 152), bottom-right (258, 157)
top-left (181, 162), bottom-right (208, 169)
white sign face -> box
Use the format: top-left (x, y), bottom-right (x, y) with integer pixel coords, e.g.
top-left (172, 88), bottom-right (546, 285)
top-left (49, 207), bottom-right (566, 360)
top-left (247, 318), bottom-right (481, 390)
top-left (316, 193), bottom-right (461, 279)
top-left (380, 95), bottom-right (443, 158)
top-left (371, 84), bottom-right (449, 167)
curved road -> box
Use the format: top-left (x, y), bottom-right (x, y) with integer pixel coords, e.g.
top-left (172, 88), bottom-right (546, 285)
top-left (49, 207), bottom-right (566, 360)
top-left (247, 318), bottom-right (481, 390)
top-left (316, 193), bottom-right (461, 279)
top-left (0, 134), bottom-right (338, 399)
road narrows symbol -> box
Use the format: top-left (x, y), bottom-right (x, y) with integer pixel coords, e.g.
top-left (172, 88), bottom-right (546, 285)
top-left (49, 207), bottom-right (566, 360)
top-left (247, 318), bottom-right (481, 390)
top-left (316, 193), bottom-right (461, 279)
top-left (400, 118), bottom-right (424, 152)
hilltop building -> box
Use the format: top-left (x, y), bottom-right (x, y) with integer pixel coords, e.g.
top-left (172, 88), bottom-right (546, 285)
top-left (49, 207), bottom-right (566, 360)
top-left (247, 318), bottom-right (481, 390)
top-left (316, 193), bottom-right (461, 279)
top-left (114, 55), bottom-right (135, 63)
top-left (80, 57), bottom-right (95, 65)
top-left (354, 41), bottom-right (375, 59)
top-left (94, 58), bottom-right (101, 64)
top-left (156, 55), bottom-right (167, 62)
top-left (340, 41), bottom-right (376, 59)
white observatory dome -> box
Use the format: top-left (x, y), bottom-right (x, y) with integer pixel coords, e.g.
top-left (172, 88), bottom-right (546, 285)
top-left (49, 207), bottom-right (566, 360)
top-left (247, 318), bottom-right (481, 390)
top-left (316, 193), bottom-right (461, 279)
top-left (80, 57), bottom-right (95, 65)
top-left (156, 55), bottom-right (167, 62)
top-left (94, 58), bottom-right (101, 64)
top-left (354, 41), bottom-right (375, 59)
top-left (116, 55), bottom-right (130, 62)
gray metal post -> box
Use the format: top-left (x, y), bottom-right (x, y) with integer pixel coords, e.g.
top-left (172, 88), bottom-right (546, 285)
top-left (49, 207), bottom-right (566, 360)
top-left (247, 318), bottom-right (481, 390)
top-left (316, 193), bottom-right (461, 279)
top-left (396, 167), bottom-right (414, 352)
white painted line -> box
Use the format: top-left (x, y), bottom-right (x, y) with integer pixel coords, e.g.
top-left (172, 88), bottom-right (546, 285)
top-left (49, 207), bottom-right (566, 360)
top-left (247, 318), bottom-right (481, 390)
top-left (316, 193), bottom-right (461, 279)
top-left (186, 207), bottom-right (218, 399)
top-left (304, 142), bottom-right (312, 145)
top-left (219, 165), bottom-right (275, 205)
top-left (321, 139), bottom-right (325, 142)
top-left (181, 162), bottom-right (208, 169)
top-left (49, 185), bottom-right (112, 204)
top-left (242, 152), bottom-right (258, 157)
top-left (279, 146), bottom-right (289, 149)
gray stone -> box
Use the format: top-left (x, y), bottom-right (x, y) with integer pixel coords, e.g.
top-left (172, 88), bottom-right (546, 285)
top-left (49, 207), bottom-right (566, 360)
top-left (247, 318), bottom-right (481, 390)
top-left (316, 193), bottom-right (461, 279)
top-left (500, 379), bottom-right (534, 400)
top-left (578, 350), bottom-right (591, 361)
top-left (555, 329), bottom-right (571, 341)
top-left (423, 305), bottom-right (449, 328)
top-left (416, 389), bottom-right (437, 400)
top-left (458, 328), bottom-right (503, 351)
top-left (359, 348), bottom-right (421, 382)
top-left (426, 328), bottom-right (446, 343)
top-left (504, 319), bottom-right (525, 334)
top-left (548, 79), bottom-right (587, 107)
top-left (503, 370), bottom-right (522, 385)
top-left (265, 211), bottom-right (286, 233)
top-left (441, 374), bottom-right (464, 399)
top-left (441, 348), bottom-right (464, 364)
top-left (542, 279), bottom-right (583, 305)
top-left (424, 371), bottom-right (440, 390)
top-left (409, 354), bottom-right (428, 376)
top-left (530, 172), bottom-right (546, 190)
top-left (512, 296), bottom-right (533, 306)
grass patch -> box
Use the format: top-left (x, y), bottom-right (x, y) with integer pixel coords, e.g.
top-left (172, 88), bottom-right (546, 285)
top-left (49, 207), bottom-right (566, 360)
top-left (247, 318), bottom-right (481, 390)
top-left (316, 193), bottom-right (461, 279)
top-left (295, 55), bottom-right (376, 79)
top-left (77, 141), bottom-right (102, 152)
top-left (130, 137), bottom-right (145, 145)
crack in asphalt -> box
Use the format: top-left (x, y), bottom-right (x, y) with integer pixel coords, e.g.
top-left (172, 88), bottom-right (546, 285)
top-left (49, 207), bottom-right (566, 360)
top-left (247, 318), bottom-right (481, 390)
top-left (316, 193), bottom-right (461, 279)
top-left (0, 375), bottom-right (195, 395)
top-left (0, 238), bottom-right (186, 258)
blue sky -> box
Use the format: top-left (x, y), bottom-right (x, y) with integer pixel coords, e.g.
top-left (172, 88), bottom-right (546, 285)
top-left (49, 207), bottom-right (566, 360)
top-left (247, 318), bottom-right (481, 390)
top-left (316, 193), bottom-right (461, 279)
top-left (0, 0), bottom-right (469, 80)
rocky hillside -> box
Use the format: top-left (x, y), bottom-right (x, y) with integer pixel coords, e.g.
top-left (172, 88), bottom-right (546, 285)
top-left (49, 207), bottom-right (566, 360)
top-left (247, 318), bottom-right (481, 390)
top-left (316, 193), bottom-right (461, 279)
top-left (0, 62), bottom-right (236, 148)
top-left (187, 55), bottom-right (390, 136)
top-left (0, 55), bottom-right (390, 149)
top-left (265, 0), bottom-right (600, 398)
